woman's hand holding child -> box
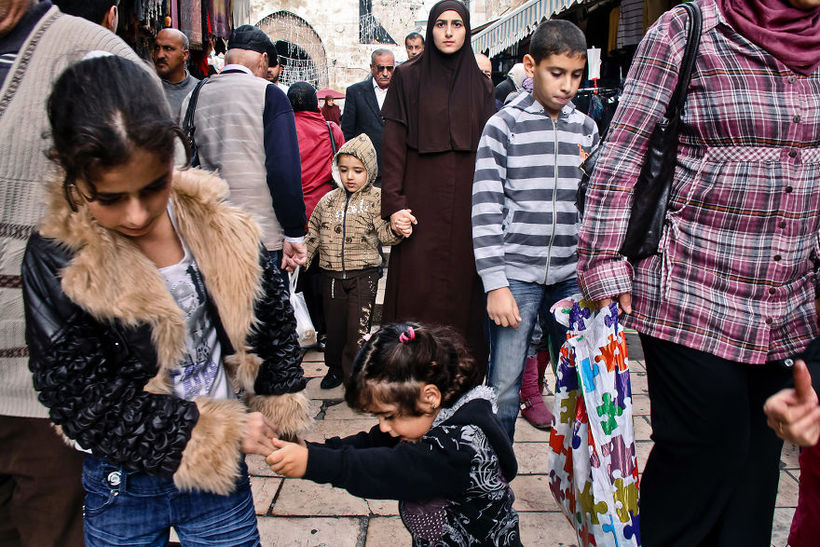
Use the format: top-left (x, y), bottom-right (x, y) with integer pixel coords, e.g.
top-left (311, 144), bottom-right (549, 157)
top-left (241, 412), bottom-right (279, 456)
top-left (266, 437), bottom-right (308, 478)
top-left (390, 209), bottom-right (417, 237)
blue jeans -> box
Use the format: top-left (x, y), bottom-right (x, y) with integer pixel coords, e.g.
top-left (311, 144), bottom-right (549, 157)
top-left (487, 278), bottom-right (580, 441)
top-left (82, 455), bottom-right (260, 546)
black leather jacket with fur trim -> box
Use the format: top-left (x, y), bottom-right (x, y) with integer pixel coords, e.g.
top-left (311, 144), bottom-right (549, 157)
top-left (21, 169), bottom-right (311, 495)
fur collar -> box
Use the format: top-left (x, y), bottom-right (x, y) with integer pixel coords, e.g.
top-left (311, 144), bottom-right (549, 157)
top-left (39, 169), bottom-right (263, 390)
top-left (433, 385), bottom-right (498, 428)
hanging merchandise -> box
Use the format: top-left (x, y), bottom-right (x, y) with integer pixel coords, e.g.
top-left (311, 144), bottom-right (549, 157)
top-left (587, 47), bottom-right (601, 81)
top-left (232, 0), bottom-right (251, 27)
top-left (209, 0), bottom-right (230, 38)
top-left (617, 0), bottom-right (644, 48)
top-left (179, 0), bottom-right (203, 46)
top-left (548, 297), bottom-right (640, 547)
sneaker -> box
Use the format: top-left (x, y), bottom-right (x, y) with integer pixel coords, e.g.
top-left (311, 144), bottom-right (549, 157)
top-left (320, 369), bottom-right (343, 389)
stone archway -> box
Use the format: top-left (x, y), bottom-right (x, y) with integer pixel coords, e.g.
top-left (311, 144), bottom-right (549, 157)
top-left (256, 11), bottom-right (329, 89)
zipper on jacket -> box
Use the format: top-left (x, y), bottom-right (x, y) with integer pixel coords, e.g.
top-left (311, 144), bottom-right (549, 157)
top-left (544, 116), bottom-right (559, 284)
top-left (341, 192), bottom-right (351, 279)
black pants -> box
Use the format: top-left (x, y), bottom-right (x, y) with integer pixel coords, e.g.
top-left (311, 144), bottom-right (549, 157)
top-left (639, 335), bottom-right (793, 547)
top-left (297, 261), bottom-right (325, 336)
top-left (322, 269), bottom-right (380, 381)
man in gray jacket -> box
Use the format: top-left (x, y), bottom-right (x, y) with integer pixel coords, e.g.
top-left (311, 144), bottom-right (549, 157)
top-left (152, 27), bottom-right (199, 121)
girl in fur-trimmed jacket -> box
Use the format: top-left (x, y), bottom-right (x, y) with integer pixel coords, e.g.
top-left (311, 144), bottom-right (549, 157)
top-left (306, 134), bottom-right (407, 390)
top-left (22, 56), bottom-right (311, 546)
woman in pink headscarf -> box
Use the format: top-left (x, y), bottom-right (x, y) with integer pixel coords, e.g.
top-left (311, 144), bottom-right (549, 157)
top-left (577, 0), bottom-right (820, 544)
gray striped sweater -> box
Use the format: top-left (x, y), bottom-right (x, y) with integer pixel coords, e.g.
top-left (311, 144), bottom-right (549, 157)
top-left (472, 92), bottom-right (598, 292)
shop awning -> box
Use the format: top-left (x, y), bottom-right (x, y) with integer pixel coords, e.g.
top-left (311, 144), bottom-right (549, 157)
top-left (471, 0), bottom-right (578, 57)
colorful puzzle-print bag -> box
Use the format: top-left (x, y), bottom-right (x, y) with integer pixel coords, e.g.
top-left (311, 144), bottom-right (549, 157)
top-left (547, 297), bottom-right (640, 547)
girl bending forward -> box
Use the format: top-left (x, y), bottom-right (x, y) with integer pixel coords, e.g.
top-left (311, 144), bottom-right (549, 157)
top-left (268, 323), bottom-right (521, 546)
top-left (22, 56), bottom-right (312, 545)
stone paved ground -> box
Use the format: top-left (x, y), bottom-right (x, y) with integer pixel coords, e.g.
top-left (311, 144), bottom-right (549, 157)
top-left (239, 277), bottom-right (801, 546)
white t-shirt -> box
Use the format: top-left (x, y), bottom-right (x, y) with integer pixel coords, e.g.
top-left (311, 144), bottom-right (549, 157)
top-left (160, 207), bottom-right (233, 401)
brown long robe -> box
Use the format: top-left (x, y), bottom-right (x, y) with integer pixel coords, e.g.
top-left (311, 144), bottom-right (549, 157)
top-left (379, 0), bottom-right (495, 362)
top-left (380, 126), bottom-right (488, 362)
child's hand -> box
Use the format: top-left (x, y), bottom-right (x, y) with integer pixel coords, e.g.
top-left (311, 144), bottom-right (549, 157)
top-left (266, 438), bottom-right (308, 478)
top-left (240, 412), bottom-right (278, 456)
top-left (390, 209), bottom-right (417, 238)
top-left (487, 287), bottom-right (521, 329)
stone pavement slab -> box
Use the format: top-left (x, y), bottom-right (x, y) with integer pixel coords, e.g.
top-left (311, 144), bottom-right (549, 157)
top-left (273, 481), bottom-right (370, 516)
top-left (257, 516), bottom-right (365, 546)
top-left (365, 517), bottom-right (410, 545)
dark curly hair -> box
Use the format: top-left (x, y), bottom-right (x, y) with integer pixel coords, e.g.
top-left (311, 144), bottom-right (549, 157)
top-left (345, 322), bottom-right (485, 416)
top-left (46, 55), bottom-right (189, 210)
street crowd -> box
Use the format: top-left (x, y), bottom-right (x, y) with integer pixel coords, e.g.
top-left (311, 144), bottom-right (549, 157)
top-left (1, 0), bottom-right (819, 545)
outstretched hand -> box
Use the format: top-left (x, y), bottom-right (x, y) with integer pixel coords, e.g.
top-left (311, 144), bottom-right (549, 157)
top-left (266, 437), bottom-right (308, 478)
top-left (764, 360), bottom-right (820, 447)
top-left (240, 412), bottom-right (278, 456)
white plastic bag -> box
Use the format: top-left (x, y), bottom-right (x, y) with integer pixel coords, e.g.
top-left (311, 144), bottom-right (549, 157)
top-left (289, 267), bottom-right (316, 348)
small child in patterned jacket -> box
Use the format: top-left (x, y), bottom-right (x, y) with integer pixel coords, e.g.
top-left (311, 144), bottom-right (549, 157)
top-left (268, 322), bottom-right (522, 546)
top-left (305, 133), bottom-right (407, 390)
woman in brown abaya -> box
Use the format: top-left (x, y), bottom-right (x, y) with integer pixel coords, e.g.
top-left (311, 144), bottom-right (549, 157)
top-left (380, 0), bottom-right (496, 362)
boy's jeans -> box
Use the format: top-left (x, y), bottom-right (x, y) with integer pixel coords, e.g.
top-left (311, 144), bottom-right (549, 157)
top-left (82, 454), bottom-right (260, 546)
top-left (487, 278), bottom-right (580, 442)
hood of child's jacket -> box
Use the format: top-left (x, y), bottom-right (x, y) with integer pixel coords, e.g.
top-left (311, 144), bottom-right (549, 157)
top-left (331, 133), bottom-right (378, 191)
top-left (435, 386), bottom-right (518, 481)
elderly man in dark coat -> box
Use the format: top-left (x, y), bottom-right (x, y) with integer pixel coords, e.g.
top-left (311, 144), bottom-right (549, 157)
top-left (341, 48), bottom-right (394, 184)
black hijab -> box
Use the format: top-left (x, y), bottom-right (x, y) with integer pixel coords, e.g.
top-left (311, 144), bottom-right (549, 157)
top-left (381, 0), bottom-right (495, 153)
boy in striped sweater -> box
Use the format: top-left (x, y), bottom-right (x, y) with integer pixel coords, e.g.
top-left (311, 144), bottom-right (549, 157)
top-left (471, 20), bottom-right (598, 441)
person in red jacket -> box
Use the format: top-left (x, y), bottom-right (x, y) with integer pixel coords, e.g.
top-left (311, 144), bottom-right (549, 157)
top-left (320, 96), bottom-right (342, 125)
top-left (288, 82), bottom-right (345, 344)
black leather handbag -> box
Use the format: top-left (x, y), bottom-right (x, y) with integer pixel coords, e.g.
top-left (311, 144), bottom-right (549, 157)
top-left (577, 2), bottom-right (702, 260)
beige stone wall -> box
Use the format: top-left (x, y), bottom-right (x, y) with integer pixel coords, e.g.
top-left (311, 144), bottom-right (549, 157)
top-left (250, 0), bottom-right (425, 95)
top-left (247, 0), bottom-right (521, 105)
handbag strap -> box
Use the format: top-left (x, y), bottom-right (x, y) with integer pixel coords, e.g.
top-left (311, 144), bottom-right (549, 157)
top-left (182, 77), bottom-right (209, 147)
top-left (326, 121), bottom-right (338, 155)
top-left (665, 2), bottom-right (702, 118)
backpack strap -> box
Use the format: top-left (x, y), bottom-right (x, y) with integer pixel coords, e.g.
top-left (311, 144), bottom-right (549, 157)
top-left (182, 77), bottom-right (209, 167)
top-left (326, 121), bottom-right (338, 155)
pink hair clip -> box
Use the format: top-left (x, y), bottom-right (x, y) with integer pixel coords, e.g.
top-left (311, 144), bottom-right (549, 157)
top-left (399, 327), bottom-right (415, 344)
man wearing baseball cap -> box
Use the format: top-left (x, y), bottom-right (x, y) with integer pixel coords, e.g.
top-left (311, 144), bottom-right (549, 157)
top-left (182, 25), bottom-right (306, 277)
